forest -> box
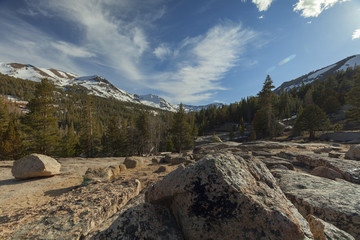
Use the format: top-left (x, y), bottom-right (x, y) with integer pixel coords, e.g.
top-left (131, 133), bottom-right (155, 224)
top-left (0, 65), bottom-right (359, 160)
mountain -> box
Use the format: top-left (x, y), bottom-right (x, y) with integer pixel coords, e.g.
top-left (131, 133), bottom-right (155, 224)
top-left (133, 94), bottom-right (178, 112)
top-left (0, 62), bottom-right (182, 111)
top-left (274, 54), bottom-right (360, 93)
top-left (184, 103), bottom-right (224, 112)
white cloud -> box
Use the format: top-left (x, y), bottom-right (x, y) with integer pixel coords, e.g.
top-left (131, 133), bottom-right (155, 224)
top-left (294, 0), bottom-right (349, 18)
top-left (352, 29), bottom-right (360, 40)
top-left (252, 0), bottom-right (273, 11)
top-left (153, 44), bottom-right (172, 60)
top-left (153, 22), bottom-right (258, 103)
top-left (258, 15), bottom-right (264, 19)
top-left (240, 0), bottom-right (273, 12)
top-left (12, 0), bottom-right (166, 82)
top-left (51, 41), bottom-right (95, 58)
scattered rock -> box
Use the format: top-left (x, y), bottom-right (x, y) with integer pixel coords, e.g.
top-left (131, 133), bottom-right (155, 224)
top-left (170, 157), bottom-right (186, 165)
top-left (313, 147), bottom-right (333, 154)
top-left (328, 152), bottom-right (342, 158)
top-left (93, 203), bottom-right (183, 240)
top-left (152, 158), bottom-right (159, 164)
top-left (310, 166), bottom-right (344, 180)
top-left (85, 167), bottom-right (113, 180)
top-left (307, 215), bottom-right (355, 240)
top-left (146, 153), bottom-right (312, 240)
top-left (124, 157), bottom-right (144, 169)
top-left (119, 164), bottom-right (127, 172)
top-left (296, 153), bottom-right (360, 184)
top-left (345, 145), bottom-right (360, 161)
top-left (12, 154), bottom-right (61, 179)
top-left (85, 165), bottom-right (122, 180)
top-left (272, 169), bottom-right (360, 239)
top-left (2, 179), bottom-right (142, 240)
top-left (277, 151), bottom-right (296, 161)
top-left (155, 166), bottom-right (167, 173)
top-left (260, 157), bottom-right (294, 170)
top-left (161, 154), bottom-right (172, 164)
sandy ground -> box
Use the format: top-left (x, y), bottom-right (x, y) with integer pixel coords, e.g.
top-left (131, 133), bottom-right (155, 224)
top-left (0, 156), bottom-right (178, 218)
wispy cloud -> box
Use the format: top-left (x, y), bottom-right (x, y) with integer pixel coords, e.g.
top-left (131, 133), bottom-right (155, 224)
top-left (352, 29), bottom-right (360, 40)
top-left (153, 44), bottom-right (172, 61)
top-left (258, 15), bottom-right (264, 19)
top-left (51, 41), bottom-right (95, 58)
top-left (293, 0), bottom-right (349, 18)
top-left (152, 22), bottom-right (258, 103)
top-left (278, 54), bottom-right (296, 66)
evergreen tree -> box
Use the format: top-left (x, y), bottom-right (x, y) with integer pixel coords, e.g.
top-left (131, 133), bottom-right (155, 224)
top-left (0, 115), bottom-right (22, 160)
top-left (293, 104), bottom-right (328, 139)
top-left (61, 122), bottom-right (78, 157)
top-left (79, 95), bottom-right (101, 157)
top-left (136, 111), bottom-right (151, 155)
top-left (238, 117), bottom-right (245, 135)
top-left (346, 86), bottom-right (360, 124)
top-left (253, 75), bottom-right (279, 138)
top-left (171, 104), bottom-right (193, 153)
top-left (23, 79), bottom-right (59, 155)
top-left (0, 98), bottom-right (9, 134)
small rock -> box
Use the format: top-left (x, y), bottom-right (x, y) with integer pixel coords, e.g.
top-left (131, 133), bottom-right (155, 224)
top-left (152, 158), bottom-right (159, 164)
top-left (124, 157), bottom-right (144, 169)
top-left (119, 164), bottom-right (127, 172)
top-left (155, 166), bottom-right (167, 173)
top-left (85, 167), bottom-right (114, 180)
top-left (12, 154), bottom-right (61, 179)
top-left (170, 157), bottom-right (186, 165)
top-left (345, 145), bottom-right (360, 161)
top-left (310, 166), bottom-right (344, 180)
top-left (161, 154), bottom-right (172, 164)
top-left (307, 215), bottom-right (355, 240)
top-left (328, 152), bottom-right (341, 158)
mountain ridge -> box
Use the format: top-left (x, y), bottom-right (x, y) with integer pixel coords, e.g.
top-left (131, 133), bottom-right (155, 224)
top-left (274, 54), bottom-right (360, 93)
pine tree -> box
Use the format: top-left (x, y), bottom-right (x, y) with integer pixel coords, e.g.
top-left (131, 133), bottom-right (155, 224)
top-left (171, 103), bottom-right (193, 153)
top-left (238, 117), bottom-right (245, 135)
top-left (23, 79), bottom-right (59, 155)
top-left (253, 75), bottom-right (278, 138)
top-left (1, 115), bottom-right (22, 160)
top-left (61, 122), bottom-right (78, 157)
top-left (346, 86), bottom-right (360, 124)
top-left (79, 95), bottom-right (101, 157)
top-left (0, 97), bottom-right (9, 132)
top-left (293, 104), bottom-right (328, 139)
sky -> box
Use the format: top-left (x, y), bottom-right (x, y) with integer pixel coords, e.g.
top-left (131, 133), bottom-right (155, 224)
top-left (0, 0), bottom-right (359, 105)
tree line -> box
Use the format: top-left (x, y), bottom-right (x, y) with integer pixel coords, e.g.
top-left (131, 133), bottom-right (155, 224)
top-left (0, 77), bottom-right (196, 160)
top-left (194, 65), bottom-right (360, 139)
top-left (1, 65), bottom-right (360, 160)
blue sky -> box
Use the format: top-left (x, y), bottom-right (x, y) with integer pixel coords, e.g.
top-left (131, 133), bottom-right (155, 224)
top-left (0, 0), bottom-right (359, 105)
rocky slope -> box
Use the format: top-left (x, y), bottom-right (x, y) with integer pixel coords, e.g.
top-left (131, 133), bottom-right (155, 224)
top-left (1, 141), bottom-right (359, 239)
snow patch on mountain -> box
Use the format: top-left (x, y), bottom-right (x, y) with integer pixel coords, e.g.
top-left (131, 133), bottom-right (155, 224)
top-left (134, 94), bottom-right (178, 112)
top-left (338, 54), bottom-right (360, 72)
top-left (306, 63), bottom-right (336, 80)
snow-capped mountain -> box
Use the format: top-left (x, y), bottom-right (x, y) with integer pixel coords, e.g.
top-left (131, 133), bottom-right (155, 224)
top-left (274, 54), bottom-right (360, 93)
top-left (184, 103), bottom-right (224, 112)
top-left (0, 62), bottom-right (185, 111)
top-left (134, 94), bottom-right (178, 112)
